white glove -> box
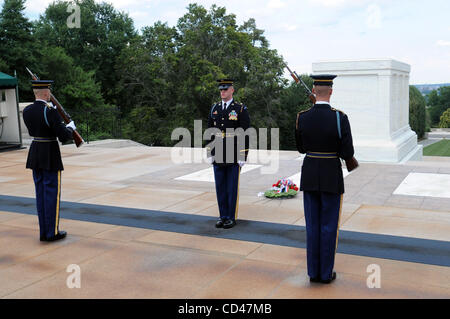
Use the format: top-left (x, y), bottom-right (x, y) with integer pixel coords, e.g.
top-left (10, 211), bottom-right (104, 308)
top-left (207, 156), bottom-right (214, 164)
top-left (238, 160), bottom-right (245, 167)
top-left (66, 121), bottom-right (76, 131)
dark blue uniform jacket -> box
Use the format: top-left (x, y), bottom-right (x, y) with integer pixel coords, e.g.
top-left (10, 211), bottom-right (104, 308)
top-left (207, 100), bottom-right (250, 166)
top-left (295, 103), bottom-right (354, 194)
top-left (23, 100), bottom-right (74, 171)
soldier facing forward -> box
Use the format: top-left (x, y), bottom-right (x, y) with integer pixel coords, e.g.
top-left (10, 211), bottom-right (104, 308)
top-left (207, 79), bottom-right (250, 229)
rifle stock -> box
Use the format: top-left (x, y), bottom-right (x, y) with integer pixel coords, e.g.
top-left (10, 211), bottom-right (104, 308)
top-left (344, 156), bottom-right (359, 172)
top-left (307, 93), bottom-right (316, 104)
top-left (26, 67), bottom-right (84, 147)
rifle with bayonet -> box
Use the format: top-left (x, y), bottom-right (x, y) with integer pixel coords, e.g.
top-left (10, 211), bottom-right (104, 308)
top-left (285, 63), bottom-right (359, 172)
top-left (26, 67), bottom-right (84, 148)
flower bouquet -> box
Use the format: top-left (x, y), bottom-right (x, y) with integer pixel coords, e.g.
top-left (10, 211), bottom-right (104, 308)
top-left (264, 178), bottom-right (299, 198)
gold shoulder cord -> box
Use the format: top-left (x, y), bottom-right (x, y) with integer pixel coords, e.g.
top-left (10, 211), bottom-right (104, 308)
top-left (331, 107), bottom-right (345, 115)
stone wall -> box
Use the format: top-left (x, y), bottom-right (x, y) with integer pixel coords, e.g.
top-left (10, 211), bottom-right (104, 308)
top-left (312, 59), bottom-right (422, 163)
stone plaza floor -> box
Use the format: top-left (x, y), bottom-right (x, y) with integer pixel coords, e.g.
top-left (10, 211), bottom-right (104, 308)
top-left (0, 140), bottom-right (449, 298)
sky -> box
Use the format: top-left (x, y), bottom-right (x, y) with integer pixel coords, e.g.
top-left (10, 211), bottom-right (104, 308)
top-left (3, 0), bottom-right (450, 84)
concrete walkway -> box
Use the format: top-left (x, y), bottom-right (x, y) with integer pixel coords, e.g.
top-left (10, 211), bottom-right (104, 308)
top-left (0, 142), bottom-right (449, 298)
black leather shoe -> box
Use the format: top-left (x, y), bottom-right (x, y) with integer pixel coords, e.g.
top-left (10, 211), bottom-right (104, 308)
top-left (320, 271), bottom-right (336, 284)
top-left (309, 277), bottom-right (321, 283)
top-left (215, 219), bottom-right (225, 228)
top-left (45, 231), bottom-right (67, 242)
top-left (223, 220), bottom-right (236, 229)
top-left (40, 235), bottom-right (47, 242)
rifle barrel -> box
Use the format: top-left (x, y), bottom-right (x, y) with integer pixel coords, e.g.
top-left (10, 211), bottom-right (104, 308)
top-left (284, 63), bottom-right (295, 76)
top-left (283, 62), bottom-right (316, 103)
top-left (26, 67), bottom-right (38, 80)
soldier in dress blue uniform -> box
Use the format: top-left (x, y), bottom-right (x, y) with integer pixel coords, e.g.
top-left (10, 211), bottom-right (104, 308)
top-left (207, 79), bottom-right (250, 229)
top-left (295, 74), bottom-right (355, 283)
top-left (22, 80), bottom-right (76, 242)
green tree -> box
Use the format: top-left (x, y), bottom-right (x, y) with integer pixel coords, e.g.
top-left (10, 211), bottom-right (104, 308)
top-left (117, 4), bottom-right (286, 148)
top-left (409, 85), bottom-right (426, 139)
top-left (277, 76), bottom-right (314, 150)
top-left (427, 86), bottom-right (450, 126)
top-left (0, 0), bottom-right (37, 100)
top-left (37, 46), bottom-right (117, 141)
top-left (427, 89), bottom-right (439, 106)
top-left (0, 58), bottom-right (7, 72)
top-left (176, 6), bottom-right (285, 132)
top-left (34, 0), bottom-right (137, 105)
top-left (439, 108), bottom-right (450, 128)
top-left (116, 22), bottom-right (180, 145)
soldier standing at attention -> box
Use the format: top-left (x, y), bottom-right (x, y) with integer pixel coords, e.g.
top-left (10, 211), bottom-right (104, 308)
top-left (23, 80), bottom-right (76, 242)
top-left (295, 74), bottom-right (355, 284)
top-left (207, 79), bottom-right (250, 229)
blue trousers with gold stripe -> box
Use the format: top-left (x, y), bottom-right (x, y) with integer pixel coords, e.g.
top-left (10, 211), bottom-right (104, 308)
top-left (213, 164), bottom-right (241, 221)
top-left (32, 169), bottom-right (62, 239)
top-left (303, 191), bottom-right (343, 281)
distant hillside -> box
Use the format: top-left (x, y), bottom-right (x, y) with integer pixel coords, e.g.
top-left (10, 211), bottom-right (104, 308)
top-left (414, 83), bottom-right (450, 95)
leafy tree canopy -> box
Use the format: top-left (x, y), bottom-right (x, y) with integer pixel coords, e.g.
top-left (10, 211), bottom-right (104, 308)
top-left (34, 0), bottom-right (137, 104)
top-left (0, 0), bottom-right (37, 99)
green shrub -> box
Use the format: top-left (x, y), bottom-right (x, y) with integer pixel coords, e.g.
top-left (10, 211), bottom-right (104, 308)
top-left (439, 108), bottom-right (450, 128)
top-left (409, 86), bottom-right (426, 138)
